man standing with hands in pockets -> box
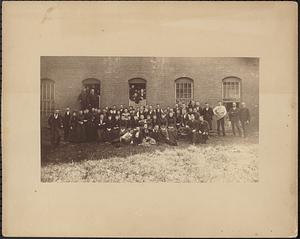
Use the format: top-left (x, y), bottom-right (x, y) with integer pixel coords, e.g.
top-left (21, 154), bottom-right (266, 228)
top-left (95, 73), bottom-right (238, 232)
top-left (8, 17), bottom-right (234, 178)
top-left (213, 101), bottom-right (227, 136)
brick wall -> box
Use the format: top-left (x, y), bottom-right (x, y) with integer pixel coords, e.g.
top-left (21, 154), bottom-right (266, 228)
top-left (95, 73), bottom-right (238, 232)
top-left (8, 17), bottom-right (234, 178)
top-left (41, 57), bottom-right (259, 128)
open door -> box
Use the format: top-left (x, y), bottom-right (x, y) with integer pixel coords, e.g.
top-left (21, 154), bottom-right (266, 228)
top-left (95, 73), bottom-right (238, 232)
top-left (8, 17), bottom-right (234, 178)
top-left (82, 78), bottom-right (101, 108)
top-left (128, 78), bottom-right (147, 107)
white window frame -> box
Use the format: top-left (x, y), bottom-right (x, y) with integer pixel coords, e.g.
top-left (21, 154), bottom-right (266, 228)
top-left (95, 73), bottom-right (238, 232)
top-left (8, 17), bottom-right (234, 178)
top-left (41, 78), bottom-right (55, 123)
top-left (222, 77), bottom-right (241, 103)
top-left (175, 77), bottom-right (194, 105)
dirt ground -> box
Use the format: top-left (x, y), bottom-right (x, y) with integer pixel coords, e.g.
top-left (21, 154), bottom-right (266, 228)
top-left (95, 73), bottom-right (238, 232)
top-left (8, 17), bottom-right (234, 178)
top-left (41, 129), bottom-right (259, 183)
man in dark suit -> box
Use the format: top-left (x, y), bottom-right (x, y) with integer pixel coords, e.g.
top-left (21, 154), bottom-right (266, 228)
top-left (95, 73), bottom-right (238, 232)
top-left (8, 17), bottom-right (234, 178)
top-left (195, 101), bottom-right (203, 116)
top-left (193, 107), bottom-right (200, 120)
top-left (186, 114), bottom-right (200, 144)
top-left (228, 102), bottom-right (242, 136)
top-left (198, 116), bottom-right (209, 144)
top-left (188, 100), bottom-right (196, 109)
top-left (78, 88), bottom-right (88, 110)
top-left (96, 113), bottom-right (107, 142)
top-left (119, 105), bottom-right (125, 115)
top-left (239, 102), bottom-right (251, 137)
top-left (202, 102), bottom-right (214, 130)
top-left (105, 115), bottom-right (114, 143)
top-left (63, 107), bottom-right (71, 141)
top-left (155, 104), bottom-right (163, 120)
top-left (48, 110), bottom-right (63, 147)
top-left (88, 89), bottom-right (99, 109)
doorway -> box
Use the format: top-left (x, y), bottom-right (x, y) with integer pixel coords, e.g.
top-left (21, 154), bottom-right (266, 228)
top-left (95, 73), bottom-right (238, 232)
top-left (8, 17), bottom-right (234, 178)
top-left (82, 78), bottom-right (101, 109)
top-left (128, 78), bottom-right (147, 107)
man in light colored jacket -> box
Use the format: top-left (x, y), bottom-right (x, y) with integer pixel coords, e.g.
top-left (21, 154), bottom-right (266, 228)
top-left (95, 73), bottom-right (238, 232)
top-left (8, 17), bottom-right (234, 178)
top-left (213, 101), bottom-right (227, 136)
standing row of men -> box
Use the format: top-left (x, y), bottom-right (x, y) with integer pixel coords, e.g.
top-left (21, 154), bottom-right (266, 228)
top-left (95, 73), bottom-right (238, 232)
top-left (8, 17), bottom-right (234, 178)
top-left (47, 101), bottom-right (250, 147)
top-left (213, 101), bottom-right (251, 137)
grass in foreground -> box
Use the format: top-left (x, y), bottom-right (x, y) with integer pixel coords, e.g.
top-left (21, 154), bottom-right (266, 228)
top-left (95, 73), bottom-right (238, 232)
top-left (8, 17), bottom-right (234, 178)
top-left (41, 133), bottom-right (259, 183)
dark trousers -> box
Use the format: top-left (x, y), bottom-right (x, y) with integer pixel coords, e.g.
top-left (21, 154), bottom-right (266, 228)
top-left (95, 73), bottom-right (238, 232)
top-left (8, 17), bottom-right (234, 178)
top-left (231, 120), bottom-right (241, 136)
top-left (64, 126), bottom-right (70, 140)
top-left (199, 134), bottom-right (208, 144)
top-left (97, 129), bottom-right (106, 142)
top-left (50, 128), bottom-right (61, 146)
top-left (204, 118), bottom-right (213, 130)
top-left (217, 117), bottom-right (225, 136)
top-left (241, 121), bottom-right (248, 137)
top-left (189, 130), bottom-right (199, 144)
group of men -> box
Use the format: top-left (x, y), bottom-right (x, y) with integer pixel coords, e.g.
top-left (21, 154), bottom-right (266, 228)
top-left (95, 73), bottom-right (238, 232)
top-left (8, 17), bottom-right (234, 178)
top-left (129, 85), bottom-right (146, 104)
top-left (47, 100), bottom-right (251, 147)
top-left (78, 87), bottom-right (100, 110)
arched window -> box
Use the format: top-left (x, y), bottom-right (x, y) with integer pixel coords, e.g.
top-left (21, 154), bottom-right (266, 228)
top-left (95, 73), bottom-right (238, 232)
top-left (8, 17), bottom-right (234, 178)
top-left (175, 77), bottom-right (194, 105)
top-left (82, 78), bottom-right (101, 108)
top-left (222, 77), bottom-right (241, 102)
top-left (222, 77), bottom-right (241, 109)
top-left (128, 78), bottom-right (147, 106)
top-left (41, 78), bottom-right (55, 122)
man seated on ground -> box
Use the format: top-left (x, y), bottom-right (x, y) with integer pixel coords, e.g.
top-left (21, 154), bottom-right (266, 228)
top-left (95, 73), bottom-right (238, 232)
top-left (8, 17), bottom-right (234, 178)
top-left (198, 116), bottom-right (209, 144)
top-left (131, 115), bottom-right (139, 128)
top-left (132, 127), bottom-right (143, 145)
top-left (150, 124), bottom-right (163, 144)
top-left (111, 125), bottom-right (130, 147)
top-left (151, 114), bottom-right (160, 128)
top-left (120, 127), bottom-right (134, 145)
top-left (167, 111), bottom-right (178, 141)
top-left (186, 113), bottom-right (200, 145)
top-left (160, 118), bottom-right (178, 146)
top-left (138, 114), bottom-right (147, 127)
top-left (112, 114), bottom-right (121, 141)
top-left (105, 115), bottom-right (114, 143)
top-left (141, 123), bottom-right (156, 146)
top-left (177, 109), bottom-right (190, 138)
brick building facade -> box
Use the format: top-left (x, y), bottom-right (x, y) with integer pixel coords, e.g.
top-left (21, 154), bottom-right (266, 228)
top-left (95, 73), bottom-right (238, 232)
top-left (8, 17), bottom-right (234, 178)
top-left (41, 57), bottom-right (259, 128)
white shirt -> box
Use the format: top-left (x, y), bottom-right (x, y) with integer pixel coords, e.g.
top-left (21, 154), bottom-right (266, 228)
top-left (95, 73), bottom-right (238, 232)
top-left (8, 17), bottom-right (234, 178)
top-left (213, 105), bottom-right (227, 119)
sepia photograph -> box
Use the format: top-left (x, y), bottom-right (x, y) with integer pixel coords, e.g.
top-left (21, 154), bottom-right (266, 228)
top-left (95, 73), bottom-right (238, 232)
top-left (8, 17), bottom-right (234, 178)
top-left (41, 56), bottom-right (259, 183)
top-left (3, 1), bottom-right (297, 237)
